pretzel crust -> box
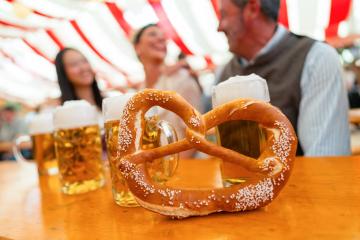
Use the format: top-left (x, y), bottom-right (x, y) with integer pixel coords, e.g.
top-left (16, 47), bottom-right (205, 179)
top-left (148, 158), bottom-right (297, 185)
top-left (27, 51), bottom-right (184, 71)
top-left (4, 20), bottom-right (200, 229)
top-left (117, 89), bottom-right (297, 218)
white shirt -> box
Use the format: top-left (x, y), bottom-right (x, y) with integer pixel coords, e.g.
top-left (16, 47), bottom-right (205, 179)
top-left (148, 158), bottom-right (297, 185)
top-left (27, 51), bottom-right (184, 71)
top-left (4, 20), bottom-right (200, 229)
top-left (222, 25), bottom-right (351, 156)
top-left (298, 39), bottom-right (350, 156)
top-left (153, 69), bottom-right (203, 140)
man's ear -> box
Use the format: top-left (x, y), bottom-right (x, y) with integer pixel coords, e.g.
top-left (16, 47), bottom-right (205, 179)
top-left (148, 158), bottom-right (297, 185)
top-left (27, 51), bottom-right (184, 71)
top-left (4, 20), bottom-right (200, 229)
top-left (243, 0), bottom-right (262, 22)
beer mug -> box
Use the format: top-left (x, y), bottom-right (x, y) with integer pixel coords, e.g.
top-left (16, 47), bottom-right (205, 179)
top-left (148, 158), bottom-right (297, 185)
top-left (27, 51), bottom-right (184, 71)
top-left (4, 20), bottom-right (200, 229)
top-left (53, 100), bottom-right (105, 195)
top-left (212, 74), bottom-right (270, 185)
top-left (13, 113), bottom-right (58, 176)
top-left (103, 94), bottom-right (178, 207)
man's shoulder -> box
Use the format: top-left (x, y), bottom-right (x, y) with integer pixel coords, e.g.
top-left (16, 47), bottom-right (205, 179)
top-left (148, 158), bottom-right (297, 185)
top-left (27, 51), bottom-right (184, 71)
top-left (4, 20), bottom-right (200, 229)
top-left (305, 41), bottom-right (340, 68)
top-left (301, 40), bottom-right (342, 87)
top-left (308, 41), bottom-right (338, 56)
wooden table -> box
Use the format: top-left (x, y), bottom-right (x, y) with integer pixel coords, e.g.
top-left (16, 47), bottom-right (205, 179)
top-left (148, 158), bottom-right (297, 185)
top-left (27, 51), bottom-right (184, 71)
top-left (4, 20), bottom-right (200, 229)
top-left (349, 108), bottom-right (360, 124)
top-left (0, 157), bottom-right (359, 240)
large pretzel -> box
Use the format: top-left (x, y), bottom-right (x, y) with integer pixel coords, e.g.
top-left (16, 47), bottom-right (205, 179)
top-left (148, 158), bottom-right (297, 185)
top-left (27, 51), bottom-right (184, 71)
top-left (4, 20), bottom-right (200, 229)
top-left (116, 89), bottom-right (297, 218)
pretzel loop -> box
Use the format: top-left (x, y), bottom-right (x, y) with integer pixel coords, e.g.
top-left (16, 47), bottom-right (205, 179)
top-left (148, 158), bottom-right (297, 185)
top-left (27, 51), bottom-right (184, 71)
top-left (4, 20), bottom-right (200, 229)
top-left (117, 89), bottom-right (297, 218)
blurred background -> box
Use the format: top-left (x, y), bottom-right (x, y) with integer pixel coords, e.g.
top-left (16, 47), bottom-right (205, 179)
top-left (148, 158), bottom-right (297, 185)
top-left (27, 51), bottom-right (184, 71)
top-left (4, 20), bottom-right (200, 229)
top-left (1, 0), bottom-right (360, 157)
top-left (1, 0), bottom-right (360, 106)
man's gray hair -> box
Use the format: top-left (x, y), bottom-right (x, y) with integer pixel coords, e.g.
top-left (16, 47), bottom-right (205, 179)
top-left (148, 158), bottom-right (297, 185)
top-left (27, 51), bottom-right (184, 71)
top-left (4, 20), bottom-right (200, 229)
top-left (231, 0), bottom-right (280, 22)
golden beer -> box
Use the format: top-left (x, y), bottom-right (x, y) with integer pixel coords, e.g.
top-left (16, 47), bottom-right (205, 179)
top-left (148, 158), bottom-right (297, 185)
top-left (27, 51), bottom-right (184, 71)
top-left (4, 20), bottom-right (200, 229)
top-left (217, 120), bottom-right (267, 158)
top-left (103, 94), bottom-right (178, 206)
top-left (217, 120), bottom-right (268, 186)
top-left (31, 133), bottom-right (57, 175)
top-left (13, 112), bottom-right (58, 176)
top-left (105, 115), bottom-right (177, 207)
top-left (54, 124), bottom-right (105, 195)
top-left (142, 115), bottom-right (177, 183)
top-left (105, 119), bottom-right (138, 207)
top-left (213, 74), bottom-right (271, 187)
top-left (142, 115), bottom-right (161, 150)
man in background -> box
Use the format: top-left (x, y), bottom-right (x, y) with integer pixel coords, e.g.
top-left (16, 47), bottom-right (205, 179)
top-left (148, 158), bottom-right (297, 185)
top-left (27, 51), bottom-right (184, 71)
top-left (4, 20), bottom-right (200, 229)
top-left (0, 103), bottom-right (28, 160)
top-left (217, 0), bottom-right (350, 155)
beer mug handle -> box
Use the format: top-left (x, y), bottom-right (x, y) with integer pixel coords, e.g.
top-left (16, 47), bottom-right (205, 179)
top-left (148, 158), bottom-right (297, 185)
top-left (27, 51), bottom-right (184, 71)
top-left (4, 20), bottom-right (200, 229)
top-left (157, 120), bottom-right (179, 177)
top-left (13, 135), bottom-right (32, 165)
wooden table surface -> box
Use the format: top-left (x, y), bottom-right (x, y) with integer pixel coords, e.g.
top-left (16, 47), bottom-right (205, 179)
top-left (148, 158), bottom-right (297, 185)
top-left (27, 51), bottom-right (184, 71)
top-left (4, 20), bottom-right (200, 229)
top-left (349, 108), bottom-right (360, 124)
top-left (0, 156), bottom-right (360, 240)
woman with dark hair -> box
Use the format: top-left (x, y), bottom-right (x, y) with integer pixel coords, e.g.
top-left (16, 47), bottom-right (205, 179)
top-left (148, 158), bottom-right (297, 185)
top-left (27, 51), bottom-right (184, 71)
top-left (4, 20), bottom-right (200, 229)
top-left (55, 48), bottom-right (103, 110)
top-left (133, 24), bottom-right (203, 157)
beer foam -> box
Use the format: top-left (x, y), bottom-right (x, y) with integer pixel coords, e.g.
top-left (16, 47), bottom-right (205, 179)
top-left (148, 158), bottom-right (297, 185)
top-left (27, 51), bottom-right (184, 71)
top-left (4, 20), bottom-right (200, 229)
top-left (29, 112), bottom-right (54, 135)
top-left (212, 74), bottom-right (270, 107)
top-left (54, 100), bottom-right (99, 130)
top-left (103, 93), bottom-right (135, 122)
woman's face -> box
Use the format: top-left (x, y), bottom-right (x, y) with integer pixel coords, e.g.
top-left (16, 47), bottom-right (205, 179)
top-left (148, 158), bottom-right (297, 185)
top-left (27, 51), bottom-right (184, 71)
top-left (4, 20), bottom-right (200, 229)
top-left (62, 50), bottom-right (94, 87)
top-left (135, 26), bottom-right (167, 62)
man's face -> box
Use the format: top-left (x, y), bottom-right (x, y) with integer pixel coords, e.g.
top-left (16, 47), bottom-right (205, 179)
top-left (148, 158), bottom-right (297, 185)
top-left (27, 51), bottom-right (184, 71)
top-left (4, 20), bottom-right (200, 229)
top-left (218, 0), bottom-right (248, 54)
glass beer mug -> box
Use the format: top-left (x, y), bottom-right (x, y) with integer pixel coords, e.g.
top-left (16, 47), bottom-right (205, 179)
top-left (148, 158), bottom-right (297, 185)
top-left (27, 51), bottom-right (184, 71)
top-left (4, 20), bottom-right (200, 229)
top-left (13, 112), bottom-right (58, 176)
top-left (53, 100), bottom-right (105, 195)
top-left (103, 94), bottom-right (178, 207)
top-left (212, 74), bottom-right (270, 186)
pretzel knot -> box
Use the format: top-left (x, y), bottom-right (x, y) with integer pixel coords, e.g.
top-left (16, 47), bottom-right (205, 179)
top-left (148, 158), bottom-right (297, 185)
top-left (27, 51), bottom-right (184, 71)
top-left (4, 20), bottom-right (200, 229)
top-left (117, 89), bottom-right (297, 218)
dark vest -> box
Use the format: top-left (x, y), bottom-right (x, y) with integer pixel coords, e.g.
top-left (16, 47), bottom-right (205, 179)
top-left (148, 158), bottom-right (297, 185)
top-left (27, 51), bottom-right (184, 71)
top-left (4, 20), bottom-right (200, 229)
top-left (219, 32), bottom-right (315, 155)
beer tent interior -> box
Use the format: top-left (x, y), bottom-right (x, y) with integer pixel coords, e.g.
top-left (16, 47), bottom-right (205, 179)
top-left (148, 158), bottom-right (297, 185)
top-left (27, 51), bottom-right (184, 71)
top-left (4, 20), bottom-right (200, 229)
top-left (1, 0), bottom-right (360, 107)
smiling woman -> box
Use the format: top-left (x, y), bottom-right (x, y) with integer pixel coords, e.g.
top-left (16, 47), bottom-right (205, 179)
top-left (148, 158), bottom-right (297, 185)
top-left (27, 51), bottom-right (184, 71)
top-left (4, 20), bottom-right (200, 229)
top-left (132, 24), bottom-right (204, 158)
top-left (54, 48), bottom-right (103, 110)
